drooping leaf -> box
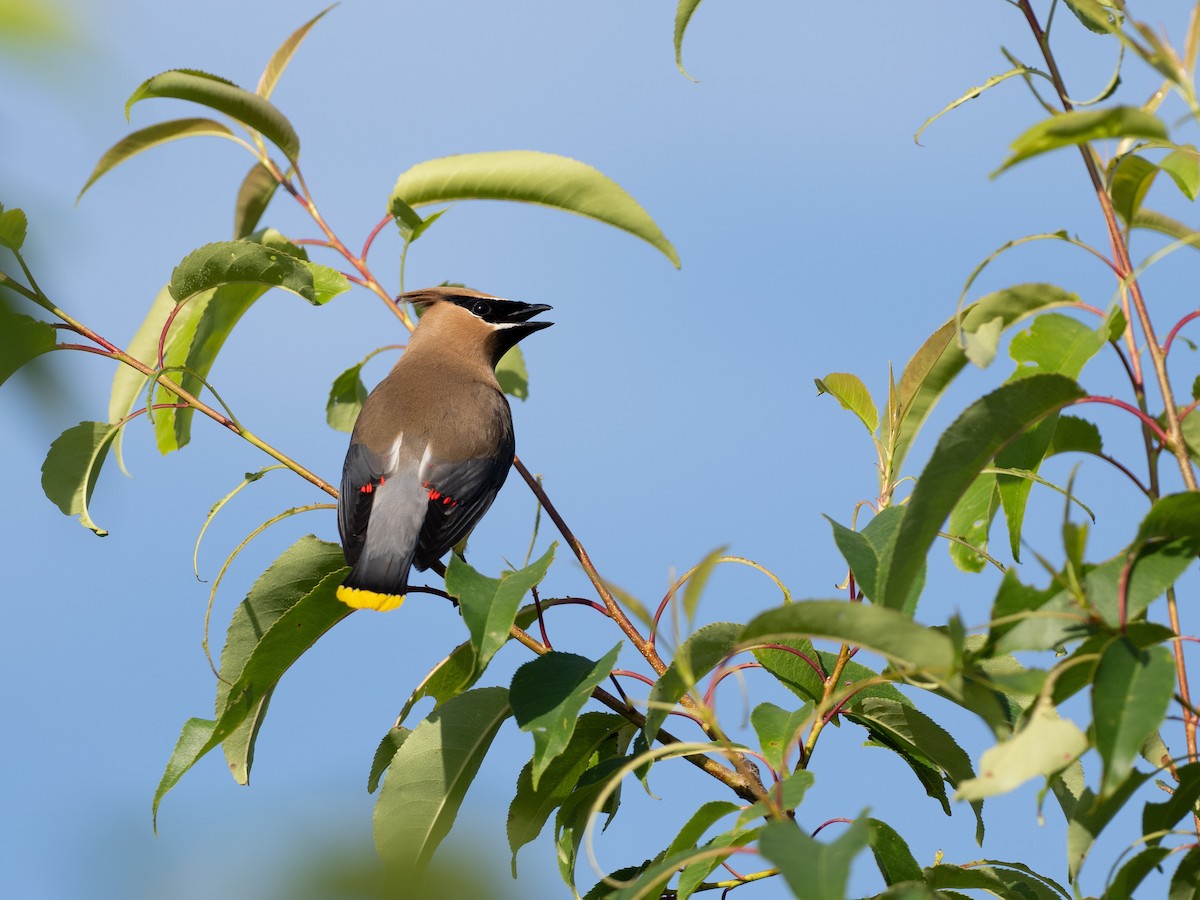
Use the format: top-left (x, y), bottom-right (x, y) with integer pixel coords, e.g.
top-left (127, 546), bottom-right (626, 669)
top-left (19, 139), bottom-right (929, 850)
top-left (216, 535), bottom-right (346, 784)
top-left (152, 718), bottom-right (217, 830)
top-left (883, 374), bottom-right (1086, 611)
top-left (924, 861), bottom-right (1069, 898)
top-left (1092, 637), bottom-right (1174, 796)
top-left (1109, 153), bottom-right (1159, 225)
top-left (674, 0), bottom-right (705, 79)
top-left (510, 644), bottom-right (621, 788)
top-left (0, 308), bottom-right (55, 388)
top-left (367, 727), bottom-right (410, 794)
top-left (1067, 770), bottom-right (1152, 878)
top-left (743, 601), bottom-right (957, 675)
top-left (643, 621), bottom-right (743, 745)
top-left (673, 826), bottom-right (758, 900)
top-left (995, 107), bottom-right (1168, 175)
top-left (955, 699), bottom-right (1087, 801)
top-left (496, 345), bottom-right (530, 400)
top-left (759, 816), bottom-right (870, 900)
top-left (1143, 762), bottom-right (1200, 847)
top-left (1062, 0), bottom-right (1117, 34)
top-left (446, 544), bottom-right (556, 679)
top-left (826, 506), bottom-right (920, 607)
top-left (126, 69), bottom-right (301, 162)
top-left (681, 546), bottom-right (729, 623)
top-left (169, 239), bottom-right (348, 306)
top-left (1107, 847), bottom-right (1173, 897)
top-left (0, 205), bottom-right (28, 251)
top-left (1161, 146), bottom-right (1200, 200)
top-left (1171, 846), bottom-right (1200, 898)
top-left (326, 358), bottom-right (369, 432)
top-left (555, 756), bottom-right (627, 891)
top-left (40, 420), bottom-right (122, 535)
top-left (867, 818), bottom-right (925, 887)
top-left (233, 162), bottom-right (280, 238)
top-left (1132, 208), bottom-right (1200, 248)
top-left (507, 711), bottom-right (625, 875)
top-left (390, 150), bottom-right (679, 267)
top-left (751, 701), bottom-right (811, 773)
top-left (373, 686), bottom-right (511, 875)
top-left (256, 4), bottom-right (334, 99)
top-left (947, 474), bottom-right (999, 572)
top-left (816, 372), bottom-right (879, 434)
top-left (78, 118), bottom-right (237, 202)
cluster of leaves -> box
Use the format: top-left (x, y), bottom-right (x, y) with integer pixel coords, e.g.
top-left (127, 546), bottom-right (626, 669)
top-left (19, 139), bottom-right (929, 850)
top-left (9, 2), bottom-right (1200, 898)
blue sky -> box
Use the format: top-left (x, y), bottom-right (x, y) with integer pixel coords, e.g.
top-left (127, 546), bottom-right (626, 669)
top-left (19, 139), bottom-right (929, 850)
top-left (3, 1), bottom-right (1198, 897)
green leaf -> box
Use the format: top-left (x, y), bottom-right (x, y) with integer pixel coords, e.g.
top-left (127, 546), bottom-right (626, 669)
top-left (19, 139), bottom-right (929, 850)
top-left (622, 799), bottom-right (740, 900)
top-left (883, 374), bottom-right (1086, 611)
top-left (849, 697), bottom-right (983, 842)
top-left (1161, 147), bottom-right (1200, 200)
top-left (216, 535), bottom-right (346, 784)
top-left (0, 205), bottom-right (28, 251)
top-left (955, 699), bottom-right (1087, 800)
top-left (373, 686), bottom-right (511, 875)
top-left (751, 701), bottom-right (811, 772)
top-left (1109, 154), bottom-right (1159, 225)
top-left (41, 420), bottom-right (122, 535)
top-left (674, 0), bottom-right (705, 79)
top-left (1047, 415), bottom-right (1103, 457)
top-left (826, 506), bottom-right (920, 607)
top-left (390, 150), bottom-right (679, 267)
top-left (742, 601), bottom-right (956, 675)
top-left (1132, 209), bottom-right (1200, 248)
top-left (946, 474), bottom-right (999, 572)
top-left (1108, 847), bottom-right (1173, 897)
top-left (555, 755), bottom-right (626, 890)
top-left (1171, 847), bottom-right (1200, 899)
top-left (1063, 0), bottom-right (1117, 33)
top-left (169, 240), bottom-right (347, 306)
top-left (681, 546), bottom-right (728, 623)
top-left (643, 621), bottom-right (743, 745)
top-left (816, 372), bottom-right (878, 434)
top-left (759, 816), bottom-right (870, 900)
top-left (510, 644), bottom-right (621, 789)
top-left (446, 543), bottom-right (556, 679)
top-left (326, 359), bottom-right (368, 432)
top-left (126, 69), bottom-right (301, 162)
top-left (755, 643), bottom-right (911, 710)
top-left (995, 107), bottom-right (1168, 175)
top-left (925, 861), bottom-right (1069, 898)
top-left (496, 345), bottom-right (529, 400)
top-left (232, 162), bottom-right (279, 239)
top-left (367, 727), bottom-right (410, 794)
top-left (1144, 762), bottom-right (1200, 846)
top-left (0, 308), bottom-right (55, 388)
top-left (673, 826), bottom-right (758, 900)
top-left (256, 4), bottom-right (334, 99)
top-left (152, 718), bottom-right (216, 831)
top-left (507, 711), bottom-right (625, 875)
top-left (735, 771), bottom-right (815, 827)
top-left (894, 284), bottom-right (1084, 479)
top-left (77, 118), bottom-right (237, 202)
top-left (1093, 637), bottom-right (1174, 795)
top-left (1067, 770), bottom-right (1152, 878)
top-left (867, 818), bottom-right (924, 886)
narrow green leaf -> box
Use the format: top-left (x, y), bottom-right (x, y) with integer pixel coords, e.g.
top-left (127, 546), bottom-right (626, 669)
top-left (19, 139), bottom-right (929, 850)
top-left (1171, 847), bottom-right (1200, 899)
top-left (1132, 209), bottom-right (1200, 248)
top-left (256, 4), bottom-right (334, 99)
top-left (496, 345), bottom-right (529, 400)
top-left (41, 420), bottom-right (122, 535)
top-left (1093, 637), bottom-right (1174, 796)
top-left (0, 308), bottom-right (55, 387)
top-left (126, 69), bottom-right (301, 162)
top-left (681, 546), bottom-right (728, 622)
top-left (216, 535), bottom-right (346, 784)
top-left (555, 756), bottom-right (627, 892)
top-left (759, 816), bottom-right (870, 900)
top-left (751, 701), bottom-right (811, 772)
top-left (744, 601), bottom-right (956, 674)
top-left (643, 621), bottom-right (743, 745)
top-left (152, 718), bottom-right (216, 830)
top-left (947, 475), bottom-right (999, 573)
top-left (169, 240), bottom-right (346, 306)
top-left (1144, 762), bottom-right (1200, 845)
top-left (995, 107), bottom-right (1168, 174)
top-left (623, 799), bottom-right (741, 900)
top-left (326, 359), bottom-right (368, 432)
top-left (1047, 415), bottom-right (1103, 457)
top-left (1161, 147), bottom-right (1200, 200)
top-left (755, 643), bottom-right (911, 709)
top-left (233, 162), bottom-right (279, 238)
top-left (735, 771), bottom-right (815, 828)
top-left (1068, 771), bottom-right (1153, 878)
top-left (510, 644), bottom-right (621, 788)
top-left (374, 686), bottom-right (512, 874)
top-left (894, 284), bottom-right (1083, 477)
top-left (867, 818), bottom-right (924, 886)
top-left (390, 150), bottom-right (679, 267)
top-left (884, 374), bottom-right (1086, 611)
top-left (827, 506), bottom-right (919, 606)
top-left (507, 711), bottom-right (625, 875)
top-left (926, 861), bottom-right (1068, 898)
top-left (1108, 849), bottom-right (1173, 897)
top-left (1109, 154), bottom-right (1159, 225)
top-left (446, 543), bottom-right (556, 679)
top-left (78, 118), bottom-right (237, 202)
top-left (674, 0), bottom-right (705, 79)
top-left (816, 372), bottom-right (878, 434)
top-left (0, 205), bottom-right (28, 251)
top-left (955, 699), bottom-right (1087, 800)
top-left (674, 826), bottom-right (758, 900)
top-left (367, 727), bottom-right (410, 795)
top-left (1063, 0), bottom-right (1117, 34)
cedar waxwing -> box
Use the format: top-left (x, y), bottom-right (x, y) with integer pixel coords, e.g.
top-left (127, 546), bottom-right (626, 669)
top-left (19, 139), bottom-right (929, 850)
top-left (336, 286), bottom-right (552, 611)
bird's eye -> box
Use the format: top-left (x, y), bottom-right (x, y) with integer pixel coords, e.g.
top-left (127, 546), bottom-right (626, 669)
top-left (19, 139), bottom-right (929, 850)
top-left (471, 300), bottom-right (492, 318)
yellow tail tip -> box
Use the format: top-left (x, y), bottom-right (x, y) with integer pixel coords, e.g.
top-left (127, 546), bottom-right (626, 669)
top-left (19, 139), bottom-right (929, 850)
top-left (337, 585), bottom-right (405, 612)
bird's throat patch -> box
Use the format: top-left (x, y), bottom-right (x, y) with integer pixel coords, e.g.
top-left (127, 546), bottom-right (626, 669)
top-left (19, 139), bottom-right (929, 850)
top-left (337, 584), bottom-right (405, 612)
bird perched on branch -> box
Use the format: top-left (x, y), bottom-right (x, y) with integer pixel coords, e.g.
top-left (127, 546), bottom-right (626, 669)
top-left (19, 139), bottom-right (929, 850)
top-left (336, 286), bottom-right (553, 611)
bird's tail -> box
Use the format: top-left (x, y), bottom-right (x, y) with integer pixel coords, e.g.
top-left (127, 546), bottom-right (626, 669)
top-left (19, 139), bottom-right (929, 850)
top-left (337, 471), bottom-right (426, 612)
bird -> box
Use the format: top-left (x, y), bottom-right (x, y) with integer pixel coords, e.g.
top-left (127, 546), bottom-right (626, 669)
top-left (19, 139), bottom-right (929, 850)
top-left (335, 286), bottom-right (553, 611)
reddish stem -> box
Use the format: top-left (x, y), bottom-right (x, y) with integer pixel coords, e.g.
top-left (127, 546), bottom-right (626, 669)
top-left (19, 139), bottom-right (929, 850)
top-left (754, 642), bottom-right (828, 681)
top-left (703, 662), bottom-right (763, 708)
top-left (811, 817), bottom-right (854, 838)
top-left (1072, 396), bottom-right (1170, 445)
top-left (531, 585), bottom-right (551, 649)
top-left (611, 668), bottom-right (656, 688)
top-left (361, 213), bottom-right (392, 261)
top-left (1165, 310), bottom-right (1200, 356)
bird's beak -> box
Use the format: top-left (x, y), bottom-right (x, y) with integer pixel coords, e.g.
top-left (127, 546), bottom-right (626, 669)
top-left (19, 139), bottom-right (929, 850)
top-left (499, 303), bottom-right (553, 334)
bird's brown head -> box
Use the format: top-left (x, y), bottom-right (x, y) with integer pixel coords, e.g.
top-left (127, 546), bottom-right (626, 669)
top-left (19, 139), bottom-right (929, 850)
top-left (401, 286), bottom-right (553, 367)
